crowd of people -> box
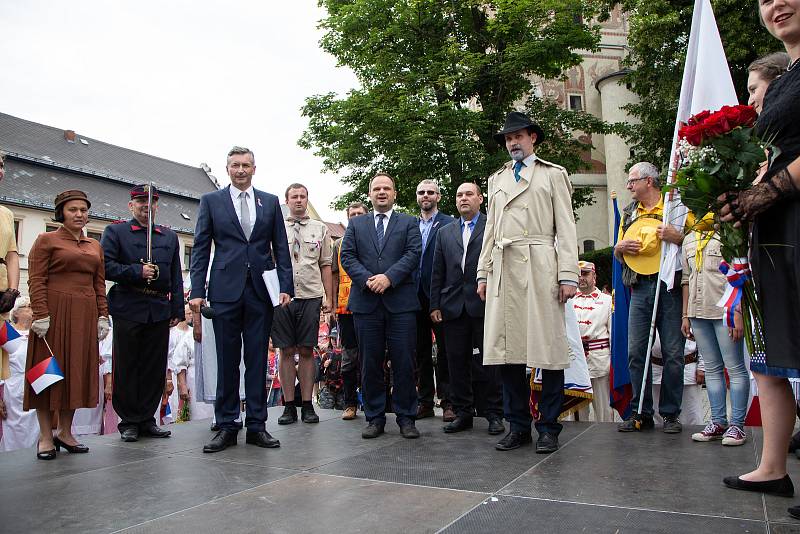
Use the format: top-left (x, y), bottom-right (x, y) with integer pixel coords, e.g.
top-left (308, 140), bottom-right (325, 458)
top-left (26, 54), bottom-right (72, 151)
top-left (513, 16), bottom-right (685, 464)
top-left (0, 0), bottom-right (799, 518)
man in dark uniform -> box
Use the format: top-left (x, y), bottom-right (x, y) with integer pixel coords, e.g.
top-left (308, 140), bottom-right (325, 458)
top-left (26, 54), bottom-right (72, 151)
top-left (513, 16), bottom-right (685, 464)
top-left (102, 184), bottom-right (185, 442)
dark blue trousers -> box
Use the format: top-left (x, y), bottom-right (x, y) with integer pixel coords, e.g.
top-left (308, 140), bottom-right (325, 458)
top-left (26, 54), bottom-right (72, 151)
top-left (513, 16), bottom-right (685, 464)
top-left (212, 278), bottom-right (273, 432)
top-left (354, 304), bottom-right (417, 426)
top-left (500, 364), bottom-right (564, 435)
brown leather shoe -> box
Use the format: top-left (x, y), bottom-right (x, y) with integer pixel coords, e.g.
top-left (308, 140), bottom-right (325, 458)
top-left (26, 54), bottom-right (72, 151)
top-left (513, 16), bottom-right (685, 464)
top-left (417, 404), bottom-right (435, 419)
top-left (442, 406), bottom-right (456, 422)
top-left (342, 406), bottom-right (358, 420)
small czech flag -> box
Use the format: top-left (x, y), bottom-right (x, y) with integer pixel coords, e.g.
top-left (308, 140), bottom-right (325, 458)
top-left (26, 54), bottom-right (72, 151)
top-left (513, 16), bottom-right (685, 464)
top-left (26, 356), bottom-right (65, 394)
top-left (0, 320), bottom-right (25, 353)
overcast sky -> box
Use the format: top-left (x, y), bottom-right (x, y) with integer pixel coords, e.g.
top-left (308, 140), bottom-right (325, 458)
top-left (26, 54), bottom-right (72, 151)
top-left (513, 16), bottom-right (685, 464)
top-left (0, 1), bottom-right (359, 223)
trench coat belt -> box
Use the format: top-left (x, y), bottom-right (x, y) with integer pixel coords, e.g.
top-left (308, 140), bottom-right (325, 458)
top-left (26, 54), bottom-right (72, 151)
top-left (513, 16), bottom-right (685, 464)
top-left (490, 235), bottom-right (554, 296)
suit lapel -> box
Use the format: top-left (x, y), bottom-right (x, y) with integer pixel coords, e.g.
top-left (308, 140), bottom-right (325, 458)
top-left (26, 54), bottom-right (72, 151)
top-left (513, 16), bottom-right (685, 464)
top-left (252, 188), bottom-right (265, 234)
top-left (468, 213), bottom-right (486, 250)
top-left (368, 212), bottom-right (381, 253)
top-left (380, 212), bottom-right (400, 252)
top-left (223, 186), bottom-right (247, 240)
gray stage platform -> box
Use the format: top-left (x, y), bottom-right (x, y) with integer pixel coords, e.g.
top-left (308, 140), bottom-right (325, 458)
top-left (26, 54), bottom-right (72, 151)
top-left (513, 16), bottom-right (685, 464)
top-left (1, 408), bottom-right (799, 533)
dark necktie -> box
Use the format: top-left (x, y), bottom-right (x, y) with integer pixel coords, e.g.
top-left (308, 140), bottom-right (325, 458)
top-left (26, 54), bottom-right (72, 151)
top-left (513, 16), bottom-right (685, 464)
top-left (376, 213), bottom-right (386, 248)
top-left (513, 160), bottom-right (525, 182)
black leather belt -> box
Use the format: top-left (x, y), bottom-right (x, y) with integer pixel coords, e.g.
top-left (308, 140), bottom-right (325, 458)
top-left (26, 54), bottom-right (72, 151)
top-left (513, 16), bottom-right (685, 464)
top-left (126, 286), bottom-right (169, 298)
top-left (651, 351), bottom-right (698, 367)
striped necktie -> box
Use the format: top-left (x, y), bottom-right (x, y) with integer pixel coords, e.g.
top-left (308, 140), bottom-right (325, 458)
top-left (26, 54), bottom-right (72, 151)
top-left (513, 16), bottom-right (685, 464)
top-left (376, 213), bottom-right (386, 248)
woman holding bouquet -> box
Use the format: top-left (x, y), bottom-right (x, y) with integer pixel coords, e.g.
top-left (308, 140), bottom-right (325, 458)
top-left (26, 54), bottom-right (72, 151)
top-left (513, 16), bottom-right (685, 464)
top-left (720, 0), bottom-right (800, 511)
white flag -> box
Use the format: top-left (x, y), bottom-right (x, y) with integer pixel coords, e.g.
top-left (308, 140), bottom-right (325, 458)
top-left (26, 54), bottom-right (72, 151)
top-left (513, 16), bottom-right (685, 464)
top-left (660, 0), bottom-right (738, 289)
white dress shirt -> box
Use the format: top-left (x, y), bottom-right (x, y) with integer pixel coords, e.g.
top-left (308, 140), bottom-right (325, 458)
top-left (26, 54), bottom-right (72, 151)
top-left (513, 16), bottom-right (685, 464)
top-left (374, 209), bottom-right (394, 229)
top-left (229, 184), bottom-right (256, 227)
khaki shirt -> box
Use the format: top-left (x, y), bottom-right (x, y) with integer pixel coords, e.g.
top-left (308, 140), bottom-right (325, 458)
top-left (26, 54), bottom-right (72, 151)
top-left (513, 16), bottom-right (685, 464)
top-left (0, 206), bottom-right (17, 291)
top-left (284, 217), bottom-right (332, 300)
top-left (681, 231), bottom-right (727, 320)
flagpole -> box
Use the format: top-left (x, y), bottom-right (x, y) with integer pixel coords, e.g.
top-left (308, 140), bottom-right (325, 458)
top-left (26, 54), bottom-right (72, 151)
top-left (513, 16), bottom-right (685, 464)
top-left (635, 0), bottom-right (706, 418)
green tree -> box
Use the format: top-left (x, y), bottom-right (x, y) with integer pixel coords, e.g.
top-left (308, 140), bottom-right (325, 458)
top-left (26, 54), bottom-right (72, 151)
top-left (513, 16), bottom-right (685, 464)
top-left (607, 0), bottom-right (779, 169)
top-left (300, 0), bottom-right (615, 216)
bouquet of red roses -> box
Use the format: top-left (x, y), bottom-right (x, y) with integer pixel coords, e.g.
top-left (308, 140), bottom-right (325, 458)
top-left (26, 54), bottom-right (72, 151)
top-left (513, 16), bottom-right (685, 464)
top-left (670, 104), bottom-right (768, 354)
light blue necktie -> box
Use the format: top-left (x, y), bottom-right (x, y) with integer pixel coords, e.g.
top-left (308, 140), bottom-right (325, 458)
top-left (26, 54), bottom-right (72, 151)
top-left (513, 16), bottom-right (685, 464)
top-left (376, 213), bottom-right (386, 248)
top-left (513, 160), bottom-right (525, 182)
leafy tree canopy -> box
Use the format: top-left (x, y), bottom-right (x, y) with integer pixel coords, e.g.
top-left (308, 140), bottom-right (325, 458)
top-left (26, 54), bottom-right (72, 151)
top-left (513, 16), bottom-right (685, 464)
top-left (604, 0), bottom-right (780, 170)
top-left (301, 0), bottom-right (617, 216)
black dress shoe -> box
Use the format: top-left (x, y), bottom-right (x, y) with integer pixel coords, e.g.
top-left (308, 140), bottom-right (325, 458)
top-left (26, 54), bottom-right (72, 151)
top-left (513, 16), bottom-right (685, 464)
top-left (362, 422), bottom-right (385, 439)
top-left (400, 423), bottom-right (421, 439)
top-left (723, 474), bottom-right (794, 497)
top-left (53, 436), bottom-right (89, 453)
top-left (788, 505), bottom-right (800, 519)
top-left (36, 440), bottom-right (56, 460)
top-left (301, 403), bottom-right (320, 424)
top-left (536, 432), bottom-right (559, 454)
top-left (140, 424), bottom-right (171, 438)
top-left (203, 430), bottom-right (238, 453)
top-left (495, 431), bottom-right (533, 451)
top-left (210, 422), bottom-right (220, 432)
top-left (245, 430), bottom-right (281, 448)
top-left (487, 418), bottom-right (505, 436)
top-left (120, 428), bottom-right (139, 442)
top-left (443, 416), bottom-right (473, 433)
top-left (278, 404), bottom-right (298, 425)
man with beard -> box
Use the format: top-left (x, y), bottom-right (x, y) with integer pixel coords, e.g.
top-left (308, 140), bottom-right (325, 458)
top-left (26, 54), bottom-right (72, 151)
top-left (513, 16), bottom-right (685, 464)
top-left (414, 180), bottom-right (454, 421)
top-left (478, 112), bottom-right (579, 452)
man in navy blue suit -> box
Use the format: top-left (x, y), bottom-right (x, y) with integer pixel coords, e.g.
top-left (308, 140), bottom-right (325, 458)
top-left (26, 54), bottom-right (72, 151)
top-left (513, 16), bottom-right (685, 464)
top-left (189, 146), bottom-right (293, 453)
top-left (340, 173), bottom-right (423, 439)
top-left (414, 180), bottom-right (455, 421)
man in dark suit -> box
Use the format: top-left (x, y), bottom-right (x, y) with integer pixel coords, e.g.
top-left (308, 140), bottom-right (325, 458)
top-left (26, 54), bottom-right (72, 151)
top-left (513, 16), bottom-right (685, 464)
top-left (430, 183), bottom-right (504, 435)
top-left (414, 179), bottom-right (455, 421)
top-left (189, 146), bottom-right (293, 453)
top-left (340, 173), bottom-right (422, 439)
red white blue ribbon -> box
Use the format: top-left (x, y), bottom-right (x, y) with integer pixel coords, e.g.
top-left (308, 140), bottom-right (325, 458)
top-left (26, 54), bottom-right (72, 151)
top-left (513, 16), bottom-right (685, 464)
top-left (716, 257), bottom-right (750, 328)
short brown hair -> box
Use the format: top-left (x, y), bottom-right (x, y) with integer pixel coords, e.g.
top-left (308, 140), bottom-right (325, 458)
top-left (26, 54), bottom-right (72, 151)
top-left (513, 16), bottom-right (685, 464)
top-left (227, 146), bottom-right (255, 162)
top-left (748, 52), bottom-right (790, 84)
top-left (369, 172), bottom-right (396, 190)
top-left (346, 201), bottom-right (367, 217)
top-left (285, 183), bottom-right (308, 199)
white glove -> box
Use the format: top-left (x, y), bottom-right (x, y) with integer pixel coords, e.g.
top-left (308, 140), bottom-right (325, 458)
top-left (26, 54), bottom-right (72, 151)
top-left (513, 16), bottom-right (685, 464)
top-left (31, 317), bottom-right (50, 339)
top-left (98, 316), bottom-right (110, 341)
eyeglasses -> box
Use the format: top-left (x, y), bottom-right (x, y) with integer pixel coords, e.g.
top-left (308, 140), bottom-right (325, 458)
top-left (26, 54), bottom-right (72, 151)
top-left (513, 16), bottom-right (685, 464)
top-left (416, 190), bottom-right (438, 196)
top-left (625, 177), bottom-right (647, 186)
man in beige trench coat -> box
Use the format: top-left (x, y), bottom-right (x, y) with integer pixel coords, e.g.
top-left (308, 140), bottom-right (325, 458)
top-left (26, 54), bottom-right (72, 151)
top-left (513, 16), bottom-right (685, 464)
top-left (477, 112), bottom-right (579, 453)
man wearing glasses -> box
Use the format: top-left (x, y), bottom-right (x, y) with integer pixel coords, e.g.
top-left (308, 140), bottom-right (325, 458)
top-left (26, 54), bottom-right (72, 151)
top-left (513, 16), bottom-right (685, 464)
top-left (614, 162), bottom-right (696, 434)
top-left (414, 180), bottom-right (455, 422)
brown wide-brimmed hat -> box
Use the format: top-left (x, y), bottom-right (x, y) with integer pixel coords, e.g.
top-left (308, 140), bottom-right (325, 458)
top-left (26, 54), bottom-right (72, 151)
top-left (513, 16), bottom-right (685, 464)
top-left (54, 189), bottom-right (91, 210)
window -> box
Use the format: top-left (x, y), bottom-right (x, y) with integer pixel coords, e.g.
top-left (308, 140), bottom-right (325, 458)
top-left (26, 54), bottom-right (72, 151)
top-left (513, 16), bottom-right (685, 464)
top-left (45, 224), bottom-right (60, 233)
top-left (13, 220), bottom-right (20, 247)
top-left (568, 94), bottom-right (584, 111)
top-left (184, 245), bottom-right (192, 269)
top-left (583, 239), bottom-right (596, 252)
top-left (87, 230), bottom-right (102, 242)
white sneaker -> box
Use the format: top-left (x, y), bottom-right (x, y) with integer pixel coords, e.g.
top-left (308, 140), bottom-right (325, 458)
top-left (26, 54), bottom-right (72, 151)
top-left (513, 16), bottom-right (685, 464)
top-left (692, 422), bottom-right (726, 442)
top-left (721, 425), bottom-right (747, 446)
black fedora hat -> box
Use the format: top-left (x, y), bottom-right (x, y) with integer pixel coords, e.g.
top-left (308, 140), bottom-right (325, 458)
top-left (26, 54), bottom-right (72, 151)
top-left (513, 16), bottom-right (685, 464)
top-left (493, 111), bottom-right (545, 146)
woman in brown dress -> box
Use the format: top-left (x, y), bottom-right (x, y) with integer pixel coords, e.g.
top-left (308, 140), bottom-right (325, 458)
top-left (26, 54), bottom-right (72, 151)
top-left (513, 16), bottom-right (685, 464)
top-left (24, 190), bottom-right (110, 460)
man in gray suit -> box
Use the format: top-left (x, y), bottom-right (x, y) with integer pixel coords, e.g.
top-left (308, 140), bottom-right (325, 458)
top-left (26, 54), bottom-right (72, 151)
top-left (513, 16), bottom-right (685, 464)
top-left (430, 183), bottom-right (504, 435)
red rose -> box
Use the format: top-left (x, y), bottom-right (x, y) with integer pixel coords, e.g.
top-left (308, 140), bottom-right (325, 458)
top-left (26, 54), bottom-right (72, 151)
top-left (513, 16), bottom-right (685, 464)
top-left (737, 105), bottom-right (757, 128)
top-left (720, 105), bottom-right (742, 125)
top-left (687, 110), bottom-right (711, 126)
top-left (680, 123), bottom-right (705, 146)
top-left (703, 111), bottom-right (732, 137)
